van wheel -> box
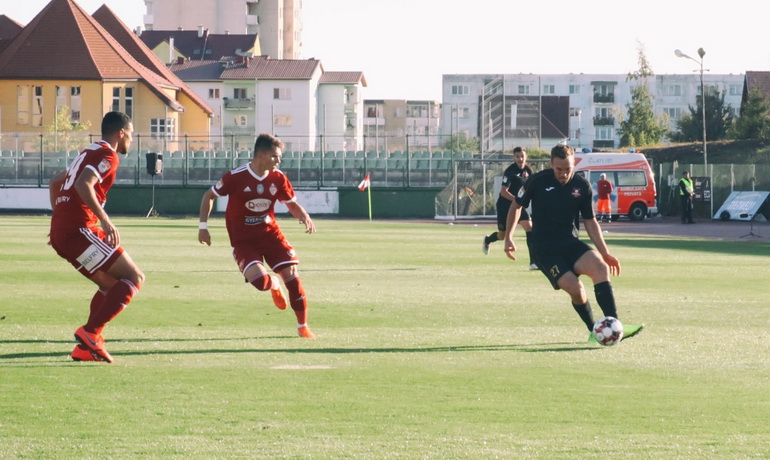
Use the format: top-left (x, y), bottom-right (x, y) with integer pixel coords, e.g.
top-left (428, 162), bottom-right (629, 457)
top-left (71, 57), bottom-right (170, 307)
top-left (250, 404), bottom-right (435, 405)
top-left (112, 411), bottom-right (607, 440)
top-left (628, 203), bottom-right (647, 221)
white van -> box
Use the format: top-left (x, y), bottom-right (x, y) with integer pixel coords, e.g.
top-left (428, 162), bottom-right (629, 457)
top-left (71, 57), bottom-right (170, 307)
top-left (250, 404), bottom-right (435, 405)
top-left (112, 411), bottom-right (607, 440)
top-left (574, 152), bottom-right (658, 221)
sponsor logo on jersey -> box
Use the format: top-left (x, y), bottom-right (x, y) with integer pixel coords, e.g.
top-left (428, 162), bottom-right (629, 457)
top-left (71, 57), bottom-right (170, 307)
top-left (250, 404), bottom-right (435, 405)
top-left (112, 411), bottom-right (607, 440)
top-left (243, 186), bottom-right (251, 192)
top-left (98, 159), bottom-right (111, 174)
top-left (257, 184), bottom-right (264, 194)
top-left (269, 183), bottom-right (278, 196)
top-left (245, 198), bottom-right (271, 212)
top-left (76, 244), bottom-right (107, 272)
top-left (545, 186), bottom-right (555, 191)
top-left (571, 188), bottom-right (581, 198)
top-left (244, 215), bottom-right (271, 225)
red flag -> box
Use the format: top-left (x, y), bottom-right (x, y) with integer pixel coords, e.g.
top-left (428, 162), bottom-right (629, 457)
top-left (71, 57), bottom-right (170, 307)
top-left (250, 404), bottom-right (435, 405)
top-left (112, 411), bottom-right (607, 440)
top-left (357, 173), bottom-right (371, 191)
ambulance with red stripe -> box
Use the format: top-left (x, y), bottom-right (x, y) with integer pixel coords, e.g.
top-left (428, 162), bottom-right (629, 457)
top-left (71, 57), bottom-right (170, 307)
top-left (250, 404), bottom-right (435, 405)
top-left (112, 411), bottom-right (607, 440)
top-left (574, 151), bottom-right (657, 221)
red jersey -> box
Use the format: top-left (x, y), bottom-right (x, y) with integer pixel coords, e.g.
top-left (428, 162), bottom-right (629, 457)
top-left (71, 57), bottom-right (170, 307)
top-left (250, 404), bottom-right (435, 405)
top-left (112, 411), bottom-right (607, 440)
top-left (50, 141), bottom-right (120, 234)
top-left (597, 179), bottom-right (613, 200)
top-left (211, 164), bottom-right (296, 246)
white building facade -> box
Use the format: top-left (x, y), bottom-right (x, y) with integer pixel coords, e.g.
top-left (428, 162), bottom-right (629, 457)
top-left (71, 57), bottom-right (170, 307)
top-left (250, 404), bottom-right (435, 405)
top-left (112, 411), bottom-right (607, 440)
top-left (143, 0), bottom-right (301, 59)
top-left (441, 73), bottom-right (744, 152)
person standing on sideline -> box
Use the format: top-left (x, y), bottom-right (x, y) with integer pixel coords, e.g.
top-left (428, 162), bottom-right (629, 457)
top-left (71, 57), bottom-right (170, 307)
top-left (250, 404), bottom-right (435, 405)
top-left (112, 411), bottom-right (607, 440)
top-left (482, 146), bottom-right (538, 270)
top-left (49, 111), bottom-right (145, 363)
top-left (679, 171), bottom-right (695, 224)
top-left (198, 133), bottom-right (318, 339)
top-left (503, 144), bottom-right (643, 342)
top-left (596, 173), bottom-right (613, 223)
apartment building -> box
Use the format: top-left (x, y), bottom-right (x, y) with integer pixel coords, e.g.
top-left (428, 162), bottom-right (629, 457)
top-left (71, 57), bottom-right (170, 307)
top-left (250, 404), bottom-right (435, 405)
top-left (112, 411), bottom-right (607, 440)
top-left (143, 0), bottom-right (301, 59)
top-left (441, 73), bottom-right (744, 152)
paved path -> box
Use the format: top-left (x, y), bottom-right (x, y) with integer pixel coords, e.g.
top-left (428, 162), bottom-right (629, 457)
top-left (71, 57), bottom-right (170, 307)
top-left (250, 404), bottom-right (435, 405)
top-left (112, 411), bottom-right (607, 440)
top-left (595, 216), bottom-right (769, 242)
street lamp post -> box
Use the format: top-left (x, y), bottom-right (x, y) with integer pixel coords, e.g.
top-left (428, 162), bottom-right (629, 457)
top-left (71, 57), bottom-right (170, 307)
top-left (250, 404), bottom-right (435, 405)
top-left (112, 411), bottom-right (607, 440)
top-left (674, 48), bottom-right (707, 171)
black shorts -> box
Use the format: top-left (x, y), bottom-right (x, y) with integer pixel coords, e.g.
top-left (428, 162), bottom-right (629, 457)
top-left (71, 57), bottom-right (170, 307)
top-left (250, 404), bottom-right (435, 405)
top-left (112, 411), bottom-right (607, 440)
top-left (496, 198), bottom-right (530, 231)
top-left (534, 238), bottom-right (592, 290)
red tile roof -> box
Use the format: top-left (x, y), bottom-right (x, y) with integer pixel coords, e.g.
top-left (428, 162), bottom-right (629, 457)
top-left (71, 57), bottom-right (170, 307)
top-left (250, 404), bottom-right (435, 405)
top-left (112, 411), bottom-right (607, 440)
top-left (220, 57), bottom-right (322, 80)
top-left (0, 0), bottom-right (199, 114)
top-left (320, 71), bottom-right (367, 86)
top-left (92, 5), bottom-right (213, 115)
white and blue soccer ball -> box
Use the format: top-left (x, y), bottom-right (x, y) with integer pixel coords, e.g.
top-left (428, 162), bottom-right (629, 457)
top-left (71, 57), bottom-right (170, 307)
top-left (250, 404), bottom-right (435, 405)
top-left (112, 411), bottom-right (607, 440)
top-left (592, 316), bottom-right (624, 346)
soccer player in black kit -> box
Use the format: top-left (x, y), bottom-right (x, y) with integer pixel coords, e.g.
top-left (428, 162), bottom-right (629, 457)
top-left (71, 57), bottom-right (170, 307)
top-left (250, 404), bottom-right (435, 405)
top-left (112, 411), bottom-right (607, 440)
top-left (503, 144), bottom-right (643, 342)
top-left (482, 146), bottom-right (538, 270)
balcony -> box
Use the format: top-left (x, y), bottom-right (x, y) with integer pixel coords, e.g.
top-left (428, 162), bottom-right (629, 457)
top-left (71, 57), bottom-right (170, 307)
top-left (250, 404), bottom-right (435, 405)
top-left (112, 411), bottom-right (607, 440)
top-left (593, 116), bottom-right (615, 126)
top-left (223, 97), bottom-right (255, 110)
top-left (593, 93), bottom-right (614, 103)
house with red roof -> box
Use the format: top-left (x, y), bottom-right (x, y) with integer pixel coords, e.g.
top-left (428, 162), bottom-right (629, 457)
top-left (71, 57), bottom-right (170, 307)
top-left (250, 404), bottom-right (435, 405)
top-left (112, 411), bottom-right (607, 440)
top-left (0, 0), bottom-right (213, 152)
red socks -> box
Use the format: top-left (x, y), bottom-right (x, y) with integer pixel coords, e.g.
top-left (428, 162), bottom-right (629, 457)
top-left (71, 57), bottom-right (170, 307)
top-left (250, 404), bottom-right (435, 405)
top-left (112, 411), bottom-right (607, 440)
top-left (86, 280), bottom-right (139, 335)
top-left (284, 275), bottom-right (308, 325)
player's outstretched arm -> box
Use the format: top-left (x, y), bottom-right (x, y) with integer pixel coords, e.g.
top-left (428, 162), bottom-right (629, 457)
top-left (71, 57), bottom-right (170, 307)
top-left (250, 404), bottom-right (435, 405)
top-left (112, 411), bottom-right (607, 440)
top-left (285, 201), bottom-right (316, 234)
top-left (198, 189), bottom-right (217, 246)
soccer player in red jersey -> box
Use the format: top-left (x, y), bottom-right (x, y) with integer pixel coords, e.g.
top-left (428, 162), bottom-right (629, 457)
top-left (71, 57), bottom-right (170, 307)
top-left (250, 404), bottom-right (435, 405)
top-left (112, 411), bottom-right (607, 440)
top-left (48, 112), bottom-right (145, 363)
top-left (198, 133), bottom-right (317, 338)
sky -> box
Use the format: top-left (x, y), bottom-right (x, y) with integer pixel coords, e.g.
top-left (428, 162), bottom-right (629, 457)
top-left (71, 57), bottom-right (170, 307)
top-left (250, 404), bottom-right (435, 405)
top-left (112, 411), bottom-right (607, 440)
top-left (4, 0), bottom-right (770, 101)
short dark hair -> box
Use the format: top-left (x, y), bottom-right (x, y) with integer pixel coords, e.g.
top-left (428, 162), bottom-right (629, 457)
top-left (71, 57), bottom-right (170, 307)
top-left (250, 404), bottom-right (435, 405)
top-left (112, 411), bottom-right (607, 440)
top-left (682, 171), bottom-right (690, 176)
top-left (550, 144), bottom-right (574, 160)
top-left (254, 133), bottom-right (284, 154)
top-left (513, 146), bottom-right (525, 154)
top-left (101, 111), bottom-right (131, 136)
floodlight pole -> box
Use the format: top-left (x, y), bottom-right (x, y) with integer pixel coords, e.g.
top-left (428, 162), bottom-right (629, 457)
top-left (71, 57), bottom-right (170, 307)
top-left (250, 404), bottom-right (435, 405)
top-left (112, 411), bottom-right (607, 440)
top-left (674, 48), bottom-right (708, 172)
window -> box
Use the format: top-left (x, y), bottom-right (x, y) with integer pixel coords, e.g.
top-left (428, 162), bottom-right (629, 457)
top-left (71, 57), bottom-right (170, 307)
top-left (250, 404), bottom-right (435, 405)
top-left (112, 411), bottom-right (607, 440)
top-left (274, 114), bottom-right (292, 127)
top-left (569, 85), bottom-right (581, 95)
top-left (661, 85), bottom-right (681, 96)
top-left (56, 86), bottom-right (67, 108)
top-left (616, 171), bottom-right (647, 187)
top-left (451, 85), bottom-right (469, 96)
top-left (366, 105), bottom-right (379, 117)
top-left (234, 88), bottom-right (247, 99)
top-left (595, 107), bottom-right (612, 118)
top-left (71, 87), bottom-right (82, 122)
top-left (517, 85), bottom-right (529, 95)
top-left (273, 88), bottom-right (291, 100)
top-left (394, 107), bottom-right (405, 118)
top-left (569, 107), bottom-right (581, 117)
top-left (112, 87), bottom-right (121, 112)
top-left (594, 84), bottom-right (613, 96)
top-left (17, 86), bottom-right (29, 125)
top-left (209, 88), bottom-right (220, 99)
top-left (663, 107), bottom-right (681, 121)
top-left (150, 118), bottom-right (176, 139)
top-left (234, 115), bottom-right (247, 126)
top-left (125, 87), bottom-right (133, 118)
top-left (543, 84), bottom-right (555, 95)
top-left (729, 84), bottom-right (741, 96)
top-left (32, 86), bottom-right (43, 127)
top-left (595, 126), bottom-right (613, 140)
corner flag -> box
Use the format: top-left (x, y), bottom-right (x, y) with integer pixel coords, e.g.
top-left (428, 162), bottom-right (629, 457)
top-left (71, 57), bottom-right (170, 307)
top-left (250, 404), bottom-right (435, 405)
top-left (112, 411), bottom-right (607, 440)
top-left (358, 172), bottom-right (372, 221)
top-left (357, 173), bottom-right (371, 191)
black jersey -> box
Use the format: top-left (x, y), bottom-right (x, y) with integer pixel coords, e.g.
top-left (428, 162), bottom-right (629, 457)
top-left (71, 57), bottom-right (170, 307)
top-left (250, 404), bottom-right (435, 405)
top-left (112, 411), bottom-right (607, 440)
top-left (501, 163), bottom-right (533, 195)
top-left (514, 168), bottom-right (594, 242)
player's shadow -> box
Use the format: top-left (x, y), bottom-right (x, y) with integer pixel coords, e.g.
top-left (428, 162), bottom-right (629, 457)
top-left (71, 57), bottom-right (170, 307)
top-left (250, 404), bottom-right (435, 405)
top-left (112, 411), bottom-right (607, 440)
top-left (0, 342), bottom-right (597, 362)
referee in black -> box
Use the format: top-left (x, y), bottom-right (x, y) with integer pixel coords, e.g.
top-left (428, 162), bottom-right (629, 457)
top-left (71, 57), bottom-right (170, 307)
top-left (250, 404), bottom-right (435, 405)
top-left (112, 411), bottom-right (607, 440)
top-left (503, 144), bottom-right (643, 342)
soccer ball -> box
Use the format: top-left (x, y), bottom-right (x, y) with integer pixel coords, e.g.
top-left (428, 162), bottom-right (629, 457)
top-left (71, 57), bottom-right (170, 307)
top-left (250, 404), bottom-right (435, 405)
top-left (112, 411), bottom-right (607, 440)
top-left (592, 316), bottom-right (624, 346)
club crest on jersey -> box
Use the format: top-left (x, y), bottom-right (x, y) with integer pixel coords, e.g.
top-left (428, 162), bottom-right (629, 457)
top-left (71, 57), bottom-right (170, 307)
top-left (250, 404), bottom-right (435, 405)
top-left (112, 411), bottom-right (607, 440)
top-left (269, 183), bottom-right (278, 196)
top-left (256, 184), bottom-right (264, 194)
top-left (98, 159), bottom-right (111, 174)
top-left (245, 198), bottom-right (271, 212)
top-left (571, 188), bottom-right (582, 198)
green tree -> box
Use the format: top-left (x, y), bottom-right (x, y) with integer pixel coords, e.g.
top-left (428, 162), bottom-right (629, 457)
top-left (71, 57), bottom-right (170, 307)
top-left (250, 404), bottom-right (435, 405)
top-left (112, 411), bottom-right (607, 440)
top-left (671, 89), bottom-right (734, 142)
top-left (729, 89), bottom-right (770, 139)
top-left (442, 133), bottom-right (480, 153)
top-left (44, 106), bottom-right (91, 152)
top-left (618, 44), bottom-right (668, 147)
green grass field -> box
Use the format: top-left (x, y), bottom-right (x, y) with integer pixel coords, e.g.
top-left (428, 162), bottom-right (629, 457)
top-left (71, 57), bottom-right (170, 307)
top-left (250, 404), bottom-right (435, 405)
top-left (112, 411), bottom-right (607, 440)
top-left (1, 216), bottom-right (769, 459)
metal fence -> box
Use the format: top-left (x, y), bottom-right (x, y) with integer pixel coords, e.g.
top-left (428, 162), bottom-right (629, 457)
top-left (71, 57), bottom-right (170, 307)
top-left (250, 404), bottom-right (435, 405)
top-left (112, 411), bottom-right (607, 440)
top-left (0, 132), bottom-right (478, 189)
